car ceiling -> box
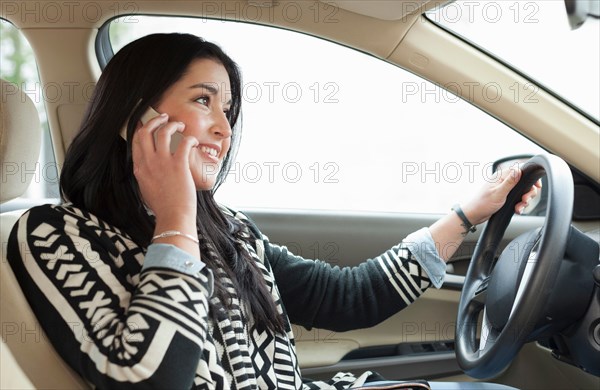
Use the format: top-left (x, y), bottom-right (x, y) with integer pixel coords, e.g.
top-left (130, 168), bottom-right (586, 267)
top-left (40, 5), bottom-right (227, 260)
top-left (3, 0), bottom-right (446, 58)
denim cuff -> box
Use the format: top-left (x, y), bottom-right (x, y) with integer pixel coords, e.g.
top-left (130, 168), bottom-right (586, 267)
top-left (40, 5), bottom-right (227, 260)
top-left (402, 227), bottom-right (446, 289)
top-left (143, 243), bottom-right (206, 277)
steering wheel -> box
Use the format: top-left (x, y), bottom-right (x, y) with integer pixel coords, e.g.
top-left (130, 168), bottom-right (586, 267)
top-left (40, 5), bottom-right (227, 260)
top-left (455, 153), bottom-right (574, 378)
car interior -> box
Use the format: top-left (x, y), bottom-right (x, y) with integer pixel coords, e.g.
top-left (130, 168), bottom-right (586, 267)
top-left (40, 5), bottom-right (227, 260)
top-left (1, 1), bottom-right (599, 389)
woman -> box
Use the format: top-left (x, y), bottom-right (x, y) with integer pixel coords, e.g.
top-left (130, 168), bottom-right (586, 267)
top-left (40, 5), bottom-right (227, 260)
top-left (8, 33), bottom-right (537, 389)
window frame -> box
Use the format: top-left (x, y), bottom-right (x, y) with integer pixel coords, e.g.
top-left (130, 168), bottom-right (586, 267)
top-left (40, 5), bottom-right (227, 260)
top-left (423, 10), bottom-right (600, 127)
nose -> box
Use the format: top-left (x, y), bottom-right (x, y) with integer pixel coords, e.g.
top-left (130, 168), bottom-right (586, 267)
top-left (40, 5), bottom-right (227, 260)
top-left (211, 110), bottom-right (232, 139)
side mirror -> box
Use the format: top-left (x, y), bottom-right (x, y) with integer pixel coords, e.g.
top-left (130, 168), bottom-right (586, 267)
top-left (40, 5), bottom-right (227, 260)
top-left (492, 155), bottom-right (548, 216)
top-left (564, 0), bottom-right (600, 30)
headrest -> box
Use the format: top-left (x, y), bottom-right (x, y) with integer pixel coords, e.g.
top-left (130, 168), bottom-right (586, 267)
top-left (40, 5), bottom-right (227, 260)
top-left (0, 79), bottom-right (42, 203)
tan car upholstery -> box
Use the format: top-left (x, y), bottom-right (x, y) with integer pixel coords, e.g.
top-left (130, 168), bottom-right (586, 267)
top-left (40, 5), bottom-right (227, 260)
top-left (0, 79), bottom-right (88, 389)
top-left (0, 79), bottom-right (41, 202)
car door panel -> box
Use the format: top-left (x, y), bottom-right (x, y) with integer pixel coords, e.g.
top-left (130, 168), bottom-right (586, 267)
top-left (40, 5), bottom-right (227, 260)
top-left (244, 209), bottom-right (546, 381)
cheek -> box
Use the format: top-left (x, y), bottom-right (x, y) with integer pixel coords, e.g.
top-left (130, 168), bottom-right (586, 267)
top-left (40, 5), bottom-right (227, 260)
top-left (170, 112), bottom-right (206, 135)
top-left (184, 118), bottom-right (208, 135)
top-left (223, 138), bottom-right (232, 154)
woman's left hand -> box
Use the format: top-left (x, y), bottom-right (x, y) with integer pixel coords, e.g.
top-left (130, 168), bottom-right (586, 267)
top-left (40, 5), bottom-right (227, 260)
top-left (461, 165), bottom-right (542, 226)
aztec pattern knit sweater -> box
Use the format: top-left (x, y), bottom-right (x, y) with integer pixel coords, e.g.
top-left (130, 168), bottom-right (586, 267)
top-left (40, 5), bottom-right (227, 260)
top-left (8, 204), bottom-right (433, 389)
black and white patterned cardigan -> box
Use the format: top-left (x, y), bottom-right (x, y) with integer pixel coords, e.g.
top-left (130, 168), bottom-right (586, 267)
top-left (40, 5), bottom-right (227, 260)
top-left (8, 204), bottom-right (433, 389)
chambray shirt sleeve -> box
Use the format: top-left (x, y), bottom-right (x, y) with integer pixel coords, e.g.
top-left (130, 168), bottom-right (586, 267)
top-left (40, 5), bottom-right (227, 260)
top-left (142, 243), bottom-right (207, 277)
top-left (402, 227), bottom-right (446, 289)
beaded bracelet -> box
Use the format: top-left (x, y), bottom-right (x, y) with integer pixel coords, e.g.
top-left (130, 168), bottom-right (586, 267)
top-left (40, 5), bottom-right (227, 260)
top-left (452, 204), bottom-right (477, 236)
top-left (151, 230), bottom-right (199, 244)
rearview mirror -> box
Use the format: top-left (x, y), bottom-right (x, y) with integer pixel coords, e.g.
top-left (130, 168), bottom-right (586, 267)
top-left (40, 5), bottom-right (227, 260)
top-left (564, 0), bottom-right (600, 30)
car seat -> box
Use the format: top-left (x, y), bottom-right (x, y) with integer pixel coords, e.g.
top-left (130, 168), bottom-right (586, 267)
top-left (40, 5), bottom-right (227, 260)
top-left (0, 78), bottom-right (89, 389)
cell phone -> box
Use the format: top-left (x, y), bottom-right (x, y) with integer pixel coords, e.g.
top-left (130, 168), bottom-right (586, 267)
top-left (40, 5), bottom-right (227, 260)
top-left (119, 107), bottom-right (183, 154)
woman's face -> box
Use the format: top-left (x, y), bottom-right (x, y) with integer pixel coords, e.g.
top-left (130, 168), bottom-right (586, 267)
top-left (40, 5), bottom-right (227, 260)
top-left (156, 58), bottom-right (233, 191)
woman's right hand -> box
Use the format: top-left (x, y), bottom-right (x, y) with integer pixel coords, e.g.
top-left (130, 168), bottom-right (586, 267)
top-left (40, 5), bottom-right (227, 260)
top-left (131, 114), bottom-right (200, 253)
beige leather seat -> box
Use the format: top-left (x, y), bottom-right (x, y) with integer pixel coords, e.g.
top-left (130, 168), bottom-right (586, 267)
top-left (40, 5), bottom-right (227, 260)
top-left (0, 79), bottom-right (88, 389)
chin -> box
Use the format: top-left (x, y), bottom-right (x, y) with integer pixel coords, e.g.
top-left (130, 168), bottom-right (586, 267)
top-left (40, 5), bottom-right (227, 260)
top-left (193, 175), bottom-right (218, 192)
top-left (192, 164), bottom-right (221, 192)
top-left (193, 177), bottom-right (217, 191)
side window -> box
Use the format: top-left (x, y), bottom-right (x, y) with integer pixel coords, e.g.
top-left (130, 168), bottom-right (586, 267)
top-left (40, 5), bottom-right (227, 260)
top-left (0, 20), bottom-right (59, 208)
top-left (108, 16), bottom-right (544, 214)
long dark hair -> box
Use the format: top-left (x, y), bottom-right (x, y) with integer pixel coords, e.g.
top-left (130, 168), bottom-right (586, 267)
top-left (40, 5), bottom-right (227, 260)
top-left (61, 33), bottom-right (285, 333)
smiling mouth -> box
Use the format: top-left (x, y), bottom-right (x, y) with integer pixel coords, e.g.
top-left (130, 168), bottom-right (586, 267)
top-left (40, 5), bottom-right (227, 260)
top-left (200, 145), bottom-right (219, 158)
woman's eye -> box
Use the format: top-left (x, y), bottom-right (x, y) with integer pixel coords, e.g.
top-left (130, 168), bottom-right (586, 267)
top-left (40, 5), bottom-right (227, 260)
top-left (196, 96), bottom-right (209, 106)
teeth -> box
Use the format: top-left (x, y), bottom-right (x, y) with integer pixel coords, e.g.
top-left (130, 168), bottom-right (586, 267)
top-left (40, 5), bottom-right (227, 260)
top-left (201, 146), bottom-right (218, 157)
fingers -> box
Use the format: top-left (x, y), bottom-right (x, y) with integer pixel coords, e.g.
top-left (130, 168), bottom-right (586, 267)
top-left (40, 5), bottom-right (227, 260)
top-left (497, 166), bottom-right (540, 215)
top-left (515, 201), bottom-right (527, 214)
top-left (521, 184), bottom-right (538, 205)
top-left (132, 114), bottom-right (192, 180)
top-left (174, 135), bottom-right (199, 160)
top-left (515, 184), bottom-right (540, 214)
top-left (136, 113), bottom-right (169, 151)
top-left (132, 115), bottom-right (165, 177)
top-left (523, 185), bottom-right (538, 201)
top-left (132, 113), bottom-right (168, 161)
top-left (497, 166), bottom-right (522, 193)
top-left (133, 113), bottom-right (191, 158)
top-left (155, 121), bottom-right (185, 156)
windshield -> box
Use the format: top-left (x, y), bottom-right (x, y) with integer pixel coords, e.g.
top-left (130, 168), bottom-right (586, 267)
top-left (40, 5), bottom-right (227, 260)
top-left (427, 0), bottom-right (600, 121)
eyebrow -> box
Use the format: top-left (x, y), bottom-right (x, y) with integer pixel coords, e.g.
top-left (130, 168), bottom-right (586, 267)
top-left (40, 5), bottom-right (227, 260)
top-left (189, 82), bottom-right (232, 105)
